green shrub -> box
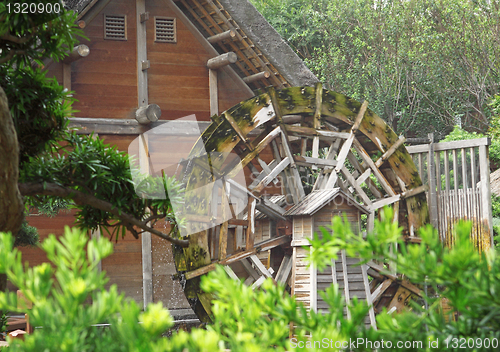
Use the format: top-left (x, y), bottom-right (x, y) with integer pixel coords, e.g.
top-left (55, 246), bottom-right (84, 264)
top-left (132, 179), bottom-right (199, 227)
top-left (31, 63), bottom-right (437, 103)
top-left (0, 227), bottom-right (217, 352)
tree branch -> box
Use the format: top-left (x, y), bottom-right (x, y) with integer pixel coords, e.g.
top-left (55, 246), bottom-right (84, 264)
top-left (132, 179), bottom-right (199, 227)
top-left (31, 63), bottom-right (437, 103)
top-left (0, 32), bottom-right (32, 45)
top-left (18, 182), bottom-right (189, 247)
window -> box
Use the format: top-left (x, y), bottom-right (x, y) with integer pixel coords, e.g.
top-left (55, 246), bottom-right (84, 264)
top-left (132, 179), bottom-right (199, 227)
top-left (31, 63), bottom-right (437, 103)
top-left (104, 14), bottom-right (127, 41)
top-left (155, 17), bottom-right (176, 43)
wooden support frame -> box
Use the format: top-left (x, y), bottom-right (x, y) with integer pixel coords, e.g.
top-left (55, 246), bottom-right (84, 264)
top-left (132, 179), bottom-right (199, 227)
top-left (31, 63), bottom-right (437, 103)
top-left (184, 234), bottom-right (291, 280)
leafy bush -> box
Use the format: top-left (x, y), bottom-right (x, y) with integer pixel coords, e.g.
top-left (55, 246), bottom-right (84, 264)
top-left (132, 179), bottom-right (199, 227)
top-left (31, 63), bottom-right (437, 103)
top-left (310, 208), bottom-right (500, 351)
top-left (2, 211), bottom-right (499, 351)
top-left (0, 227), bottom-right (215, 352)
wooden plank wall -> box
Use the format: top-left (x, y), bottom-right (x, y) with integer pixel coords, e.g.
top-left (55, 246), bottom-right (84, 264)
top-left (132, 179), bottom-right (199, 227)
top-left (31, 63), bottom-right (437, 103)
top-left (8, 210), bottom-right (79, 294)
top-left (101, 232), bottom-right (143, 303)
top-left (9, 210), bottom-right (144, 304)
top-left (72, 0), bottom-right (138, 119)
top-left (146, 0), bottom-right (250, 121)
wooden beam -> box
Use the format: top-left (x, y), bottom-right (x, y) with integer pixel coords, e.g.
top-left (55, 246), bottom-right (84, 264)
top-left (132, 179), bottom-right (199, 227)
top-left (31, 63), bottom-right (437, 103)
top-left (223, 265), bottom-right (240, 280)
top-left (401, 184), bottom-right (429, 199)
top-left (62, 45), bottom-right (90, 64)
top-left (241, 258), bottom-right (261, 280)
top-left (367, 261), bottom-right (422, 296)
top-left (362, 264), bottom-right (377, 329)
top-left (375, 136), bottom-right (406, 168)
top-left (339, 165), bottom-right (373, 206)
top-left (249, 255), bottom-right (273, 278)
top-left (268, 87), bottom-right (305, 202)
top-left (284, 125), bottom-right (351, 140)
top-left (207, 29), bottom-right (236, 44)
top-left (226, 126), bottom-right (281, 179)
top-left (275, 255), bottom-right (293, 284)
top-left (135, 104), bottom-right (161, 124)
top-left (294, 156), bottom-right (337, 168)
top-left (68, 118), bottom-right (212, 135)
top-left (243, 71), bottom-right (270, 84)
top-left (352, 100), bottom-right (369, 132)
top-left (253, 157), bottom-right (290, 193)
top-left (371, 279), bottom-right (392, 304)
top-left (353, 139), bottom-right (396, 196)
top-left (79, 0), bottom-right (112, 23)
top-left (207, 52), bottom-right (238, 69)
top-left (406, 137), bottom-right (490, 154)
top-left (184, 234), bottom-right (291, 280)
top-left (369, 195), bottom-right (400, 212)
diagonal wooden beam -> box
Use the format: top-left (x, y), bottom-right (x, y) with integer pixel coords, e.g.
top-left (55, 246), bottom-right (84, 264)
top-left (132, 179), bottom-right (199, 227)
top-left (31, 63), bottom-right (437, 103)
top-left (253, 157), bottom-right (290, 193)
top-left (184, 234), bottom-right (291, 280)
top-left (375, 136), bottom-right (406, 168)
top-left (268, 87), bottom-right (305, 202)
top-left (353, 139), bottom-right (396, 196)
top-left (371, 279), bottom-right (393, 304)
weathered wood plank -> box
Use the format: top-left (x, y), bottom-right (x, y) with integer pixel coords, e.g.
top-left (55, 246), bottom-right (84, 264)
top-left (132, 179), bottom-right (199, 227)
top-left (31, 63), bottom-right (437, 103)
top-left (253, 157), bottom-right (290, 193)
top-left (406, 137), bottom-right (490, 153)
top-left (184, 234), bottom-right (291, 280)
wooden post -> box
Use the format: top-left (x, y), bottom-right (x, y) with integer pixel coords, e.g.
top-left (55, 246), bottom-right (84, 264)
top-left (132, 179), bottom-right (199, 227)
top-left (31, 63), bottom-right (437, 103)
top-left (218, 182), bottom-right (229, 260)
top-left (479, 142), bottom-right (493, 244)
top-left (309, 247), bottom-right (317, 312)
top-left (209, 69), bottom-right (218, 116)
top-left (91, 228), bottom-right (102, 274)
top-left (136, 0), bottom-right (149, 107)
top-left (139, 134), bottom-right (153, 309)
top-left (61, 45), bottom-right (90, 92)
top-left (246, 197), bottom-right (256, 250)
top-left (427, 133), bottom-right (439, 228)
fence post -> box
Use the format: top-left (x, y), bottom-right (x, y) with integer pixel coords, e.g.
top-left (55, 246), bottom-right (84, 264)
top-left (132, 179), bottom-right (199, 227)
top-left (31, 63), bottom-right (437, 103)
top-left (428, 133), bottom-right (439, 229)
top-left (479, 140), bottom-right (493, 245)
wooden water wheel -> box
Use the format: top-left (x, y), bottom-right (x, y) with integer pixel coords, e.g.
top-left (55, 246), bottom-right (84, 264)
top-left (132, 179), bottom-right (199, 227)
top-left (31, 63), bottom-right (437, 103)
top-left (172, 84), bottom-right (429, 323)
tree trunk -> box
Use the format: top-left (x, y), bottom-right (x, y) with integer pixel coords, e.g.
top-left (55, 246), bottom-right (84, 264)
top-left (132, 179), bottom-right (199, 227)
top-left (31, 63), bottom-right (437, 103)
top-left (0, 86), bottom-right (24, 290)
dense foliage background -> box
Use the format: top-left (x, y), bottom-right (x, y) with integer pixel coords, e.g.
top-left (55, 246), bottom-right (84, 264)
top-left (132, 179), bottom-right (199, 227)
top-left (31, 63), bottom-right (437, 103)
top-left (251, 0), bottom-right (500, 138)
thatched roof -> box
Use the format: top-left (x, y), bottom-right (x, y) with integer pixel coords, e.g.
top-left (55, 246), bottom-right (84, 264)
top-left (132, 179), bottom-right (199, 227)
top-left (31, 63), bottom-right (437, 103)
top-left (491, 168), bottom-right (500, 197)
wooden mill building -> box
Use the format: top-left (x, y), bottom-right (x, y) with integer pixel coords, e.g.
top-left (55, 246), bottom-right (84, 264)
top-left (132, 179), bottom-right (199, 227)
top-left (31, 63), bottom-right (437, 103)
top-left (16, 0), bottom-right (318, 311)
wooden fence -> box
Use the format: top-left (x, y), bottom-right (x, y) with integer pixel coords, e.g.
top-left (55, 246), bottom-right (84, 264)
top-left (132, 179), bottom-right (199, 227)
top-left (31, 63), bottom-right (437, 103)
top-left (406, 135), bottom-right (493, 250)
